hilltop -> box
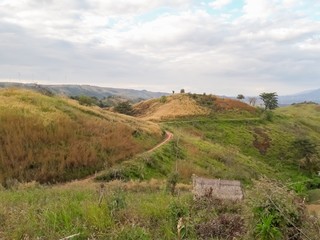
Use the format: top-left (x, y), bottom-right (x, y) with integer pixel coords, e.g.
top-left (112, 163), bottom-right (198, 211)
top-left (133, 93), bottom-right (256, 121)
top-left (0, 88), bottom-right (163, 185)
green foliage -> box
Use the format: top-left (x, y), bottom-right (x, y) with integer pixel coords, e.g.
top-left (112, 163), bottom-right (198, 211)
top-left (237, 94), bottom-right (245, 100)
top-left (159, 96), bottom-right (167, 103)
top-left (166, 172), bottom-right (179, 195)
top-left (259, 92), bottom-right (278, 110)
top-left (114, 101), bottom-right (133, 115)
top-left (255, 214), bottom-right (282, 240)
top-left (74, 95), bottom-right (98, 106)
top-left (261, 110), bottom-right (274, 122)
top-left (168, 200), bottom-right (189, 222)
top-left (245, 179), bottom-right (310, 240)
top-left (108, 189), bottom-right (127, 216)
top-left (96, 140), bottom-right (182, 182)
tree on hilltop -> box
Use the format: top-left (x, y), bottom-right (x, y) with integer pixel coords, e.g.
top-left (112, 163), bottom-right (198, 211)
top-left (259, 92), bottom-right (278, 110)
top-left (237, 94), bottom-right (245, 101)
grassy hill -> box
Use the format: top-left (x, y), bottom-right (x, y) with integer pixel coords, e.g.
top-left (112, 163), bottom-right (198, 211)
top-left (1, 93), bottom-right (320, 239)
top-left (133, 93), bottom-right (256, 121)
top-left (0, 88), bottom-right (163, 185)
top-left (101, 103), bottom-right (320, 187)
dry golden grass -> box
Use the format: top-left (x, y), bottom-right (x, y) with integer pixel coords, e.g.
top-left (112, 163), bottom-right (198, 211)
top-left (133, 93), bottom-right (256, 121)
top-left (0, 88), bottom-right (162, 185)
top-left (133, 94), bottom-right (210, 121)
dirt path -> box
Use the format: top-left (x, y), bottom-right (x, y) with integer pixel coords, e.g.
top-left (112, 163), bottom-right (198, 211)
top-left (61, 131), bottom-right (173, 187)
top-left (147, 131), bottom-right (173, 153)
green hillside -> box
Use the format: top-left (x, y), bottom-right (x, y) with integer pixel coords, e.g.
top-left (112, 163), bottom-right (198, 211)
top-left (100, 104), bottom-right (320, 187)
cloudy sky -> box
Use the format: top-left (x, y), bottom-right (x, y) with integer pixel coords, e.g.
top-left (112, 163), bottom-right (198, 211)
top-left (0, 0), bottom-right (319, 95)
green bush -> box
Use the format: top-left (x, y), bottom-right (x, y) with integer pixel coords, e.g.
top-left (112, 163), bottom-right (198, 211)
top-left (114, 101), bottom-right (133, 115)
top-left (245, 179), bottom-right (310, 240)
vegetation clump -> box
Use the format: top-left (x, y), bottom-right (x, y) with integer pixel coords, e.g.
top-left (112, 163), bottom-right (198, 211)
top-left (114, 101), bottom-right (134, 115)
top-left (245, 179), bottom-right (319, 240)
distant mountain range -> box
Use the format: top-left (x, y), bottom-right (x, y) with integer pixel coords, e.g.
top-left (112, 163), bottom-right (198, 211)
top-left (0, 82), bottom-right (319, 105)
top-left (278, 89), bottom-right (320, 105)
top-left (0, 82), bottom-right (169, 100)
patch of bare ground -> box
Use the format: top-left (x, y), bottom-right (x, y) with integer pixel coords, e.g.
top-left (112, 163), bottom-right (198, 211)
top-left (253, 128), bottom-right (271, 155)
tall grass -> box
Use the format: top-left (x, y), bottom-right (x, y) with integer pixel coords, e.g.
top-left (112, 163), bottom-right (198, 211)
top-left (0, 89), bottom-right (162, 185)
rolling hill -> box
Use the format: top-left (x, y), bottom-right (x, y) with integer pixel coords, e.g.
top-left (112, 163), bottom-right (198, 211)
top-left (133, 93), bottom-right (257, 121)
top-left (1, 90), bottom-right (320, 239)
top-left (0, 88), bottom-right (163, 185)
top-left (0, 82), bottom-right (168, 100)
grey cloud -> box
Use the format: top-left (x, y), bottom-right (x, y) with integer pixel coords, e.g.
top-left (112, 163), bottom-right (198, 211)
top-left (0, 1), bottom-right (319, 95)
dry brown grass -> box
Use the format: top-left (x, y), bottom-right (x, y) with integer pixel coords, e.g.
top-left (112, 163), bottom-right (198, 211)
top-left (0, 88), bottom-right (162, 185)
top-left (214, 97), bottom-right (256, 112)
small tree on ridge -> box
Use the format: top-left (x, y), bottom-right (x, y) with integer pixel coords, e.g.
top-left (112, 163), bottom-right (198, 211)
top-left (259, 92), bottom-right (278, 110)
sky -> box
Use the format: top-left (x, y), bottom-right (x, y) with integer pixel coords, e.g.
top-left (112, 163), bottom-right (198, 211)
top-left (0, 0), bottom-right (319, 96)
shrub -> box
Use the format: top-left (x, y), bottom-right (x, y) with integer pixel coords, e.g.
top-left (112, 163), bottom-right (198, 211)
top-left (77, 95), bottom-right (97, 106)
top-left (114, 101), bottom-right (133, 115)
top-left (108, 189), bottom-right (127, 216)
top-left (245, 179), bottom-right (312, 240)
top-left (160, 96), bottom-right (167, 103)
top-left (166, 172), bottom-right (179, 195)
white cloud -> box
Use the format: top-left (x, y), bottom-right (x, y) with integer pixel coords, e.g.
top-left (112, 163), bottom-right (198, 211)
top-left (0, 0), bottom-right (319, 95)
top-left (242, 0), bottom-right (279, 20)
top-left (209, 0), bottom-right (232, 9)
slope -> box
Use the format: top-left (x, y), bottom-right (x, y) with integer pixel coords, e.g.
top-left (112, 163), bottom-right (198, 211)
top-left (133, 93), bottom-right (256, 121)
top-left (0, 88), bottom-right (163, 185)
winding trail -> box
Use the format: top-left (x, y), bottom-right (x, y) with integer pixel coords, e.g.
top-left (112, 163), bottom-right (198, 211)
top-left (147, 131), bottom-right (173, 153)
top-left (62, 131), bottom-right (173, 187)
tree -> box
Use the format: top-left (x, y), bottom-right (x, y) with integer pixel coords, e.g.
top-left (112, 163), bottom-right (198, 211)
top-left (77, 95), bottom-right (97, 106)
top-left (248, 97), bottom-right (257, 106)
top-left (114, 101), bottom-right (133, 115)
top-left (180, 89), bottom-right (185, 94)
top-left (259, 92), bottom-right (278, 110)
top-left (237, 94), bottom-right (245, 100)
